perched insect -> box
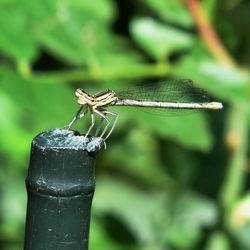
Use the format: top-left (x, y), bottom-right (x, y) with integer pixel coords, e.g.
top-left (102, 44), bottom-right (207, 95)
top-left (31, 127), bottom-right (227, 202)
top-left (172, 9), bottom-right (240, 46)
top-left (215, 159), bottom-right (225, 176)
top-left (66, 79), bottom-right (223, 140)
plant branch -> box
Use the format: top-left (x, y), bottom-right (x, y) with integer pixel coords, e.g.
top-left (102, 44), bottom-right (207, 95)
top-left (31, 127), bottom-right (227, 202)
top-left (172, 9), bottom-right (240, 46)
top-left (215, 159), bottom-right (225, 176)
top-left (35, 63), bottom-right (171, 82)
top-left (185, 0), bottom-right (248, 232)
top-left (184, 0), bottom-right (237, 67)
top-left (219, 104), bottom-right (248, 225)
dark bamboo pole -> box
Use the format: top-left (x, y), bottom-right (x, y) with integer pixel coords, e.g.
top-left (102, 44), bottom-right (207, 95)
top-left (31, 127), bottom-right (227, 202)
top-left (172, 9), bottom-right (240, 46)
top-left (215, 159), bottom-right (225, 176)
top-left (24, 128), bottom-right (103, 250)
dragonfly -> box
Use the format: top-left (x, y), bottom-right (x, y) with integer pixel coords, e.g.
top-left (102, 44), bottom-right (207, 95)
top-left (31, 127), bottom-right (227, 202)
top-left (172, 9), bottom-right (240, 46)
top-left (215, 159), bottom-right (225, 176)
top-left (66, 79), bottom-right (223, 140)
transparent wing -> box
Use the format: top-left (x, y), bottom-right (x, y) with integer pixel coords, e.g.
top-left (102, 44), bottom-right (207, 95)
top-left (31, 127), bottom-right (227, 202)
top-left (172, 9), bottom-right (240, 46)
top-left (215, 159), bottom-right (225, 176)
top-left (114, 79), bottom-right (210, 116)
top-left (115, 79), bottom-right (209, 102)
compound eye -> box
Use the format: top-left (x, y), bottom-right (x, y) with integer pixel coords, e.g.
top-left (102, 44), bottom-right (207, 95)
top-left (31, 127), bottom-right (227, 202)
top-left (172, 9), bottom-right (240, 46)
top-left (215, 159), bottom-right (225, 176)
top-left (75, 88), bottom-right (85, 97)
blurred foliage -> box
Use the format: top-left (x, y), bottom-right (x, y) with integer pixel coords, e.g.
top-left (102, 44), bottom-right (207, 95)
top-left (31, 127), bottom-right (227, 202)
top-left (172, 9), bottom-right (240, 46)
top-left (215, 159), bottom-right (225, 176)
top-left (0, 0), bottom-right (250, 249)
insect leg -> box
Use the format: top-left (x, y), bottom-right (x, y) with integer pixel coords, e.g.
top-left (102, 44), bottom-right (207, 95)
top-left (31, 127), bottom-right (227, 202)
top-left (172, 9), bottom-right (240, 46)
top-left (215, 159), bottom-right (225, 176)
top-left (95, 117), bottom-right (105, 137)
top-left (102, 110), bottom-right (119, 140)
top-left (65, 106), bottom-right (84, 129)
top-left (94, 109), bottom-right (110, 138)
top-left (84, 108), bottom-right (95, 138)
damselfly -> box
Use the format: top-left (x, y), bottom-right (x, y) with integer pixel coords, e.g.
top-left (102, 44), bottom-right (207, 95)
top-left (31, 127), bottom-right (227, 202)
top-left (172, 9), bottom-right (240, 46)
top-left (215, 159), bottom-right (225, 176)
top-left (66, 79), bottom-right (223, 140)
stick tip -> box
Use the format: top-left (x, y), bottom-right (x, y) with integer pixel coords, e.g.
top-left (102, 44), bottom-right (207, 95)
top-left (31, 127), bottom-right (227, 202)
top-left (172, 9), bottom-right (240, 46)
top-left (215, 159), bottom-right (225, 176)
top-left (33, 128), bottom-right (104, 152)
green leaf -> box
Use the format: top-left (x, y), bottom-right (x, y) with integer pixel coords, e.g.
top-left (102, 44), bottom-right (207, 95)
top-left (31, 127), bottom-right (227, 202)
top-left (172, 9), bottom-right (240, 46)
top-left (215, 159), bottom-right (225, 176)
top-left (0, 66), bottom-right (76, 163)
top-left (143, 0), bottom-right (193, 28)
top-left (69, 0), bottom-right (116, 23)
top-left (223, 0), bottom-right (244, 9)
top-left (20, 0), bottom-right (116, 66)
top-left (130, 18), bottom-right (195, 60)
top-left (202, 0), bottom-right (218, 19)
top-left (114, 106), bottom-right (213, 151)
top-left (20, 0), bottom-right (115, 24)
top-left (230, 193), bottom-right (250, 229)
top-left (94, 179), bottom-right (217, 249)
top-left (90, 218), bottom-right (137, 250)
top-left (205, 231), bottom-right (231, 250)
top-left (0, 5), bottom-right (37, 62)
top-left (1, 176), bottom-right (27, 241)
top-left (172, 47), bottom-right (250, 108)
top-left (93, 177), bottom-right (165, 246)
top-left (163, 191), bottom-right (218, 248)
top-left (232, 224), bottom-right (250, 249)
top-left (0, 85), bottom-right (31, 163)
top-left (103, 127), bottom-right (174, 187)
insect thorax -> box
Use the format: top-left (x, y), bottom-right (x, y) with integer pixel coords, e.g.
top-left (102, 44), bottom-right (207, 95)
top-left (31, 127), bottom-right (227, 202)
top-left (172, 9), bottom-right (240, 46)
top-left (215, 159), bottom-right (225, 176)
top-left (76, 89), bottom-right (117, 107)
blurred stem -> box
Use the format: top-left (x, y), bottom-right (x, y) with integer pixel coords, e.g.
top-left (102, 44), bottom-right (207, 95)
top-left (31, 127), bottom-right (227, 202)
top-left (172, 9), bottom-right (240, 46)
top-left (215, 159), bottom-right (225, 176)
top-left (185, 0), bottom-right (248, 238)
top-left (17, 60), bottom-right (32, 78)
top-left (219, 104), bottom-right (248, 217)
top-left (184, 0), bottom-right (237, 68)
top-left (205, 231), bottom-right (230, 250)
top-left (35, 62), bottom-right (171, 82)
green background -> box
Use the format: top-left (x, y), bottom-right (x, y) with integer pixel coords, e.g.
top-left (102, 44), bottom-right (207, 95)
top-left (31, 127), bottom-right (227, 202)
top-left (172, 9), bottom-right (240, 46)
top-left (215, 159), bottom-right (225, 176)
top-left (0, 0), bottom-right (250, 249)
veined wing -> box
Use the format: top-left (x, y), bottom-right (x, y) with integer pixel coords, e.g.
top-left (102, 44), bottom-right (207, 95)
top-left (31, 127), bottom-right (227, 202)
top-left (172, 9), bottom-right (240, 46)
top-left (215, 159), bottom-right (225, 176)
top-left (114, 79), bottom-right (210, 116)
top-left (115, 79), bottom-right (210, 103)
